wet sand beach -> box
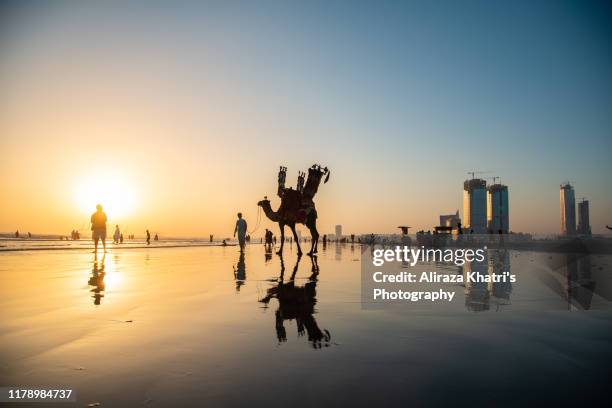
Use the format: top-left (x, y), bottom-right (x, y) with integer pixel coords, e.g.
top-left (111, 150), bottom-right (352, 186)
top-left (1, 244), bottom-right (612, 407)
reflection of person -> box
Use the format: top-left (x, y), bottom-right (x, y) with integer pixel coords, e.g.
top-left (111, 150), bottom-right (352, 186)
top-left (234, 212), bottom-right (247, 252)
top-left (233, 252), bottom-right (246, 292)
top-left (88, 256), bottom-right (106, 305)
top-left (91, 204), bottom-right (108, 253)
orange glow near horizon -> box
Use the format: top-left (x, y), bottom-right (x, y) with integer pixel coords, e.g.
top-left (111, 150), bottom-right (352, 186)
top-left (74, 172), bottom-right (137, 219)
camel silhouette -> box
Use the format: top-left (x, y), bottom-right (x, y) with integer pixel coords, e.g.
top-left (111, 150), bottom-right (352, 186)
top-left (258, 164), bottom-right (329, 256)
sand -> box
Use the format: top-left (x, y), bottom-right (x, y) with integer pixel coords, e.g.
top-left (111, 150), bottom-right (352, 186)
top-left (1, 244), bottom-right (612, 407)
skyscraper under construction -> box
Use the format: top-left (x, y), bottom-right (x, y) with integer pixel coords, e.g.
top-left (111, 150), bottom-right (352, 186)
top-left (487, 183), bottom-right (509, 233)
top-left (463, 178), bottom-right (487, 234)
top-left (560, 183), bottom-right (576, 235)
top-left (577, 199), bottom-right (591, 236)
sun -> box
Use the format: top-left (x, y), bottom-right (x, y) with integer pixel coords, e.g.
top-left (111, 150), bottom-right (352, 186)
top-left (75, 173), bottom-right (137, 218)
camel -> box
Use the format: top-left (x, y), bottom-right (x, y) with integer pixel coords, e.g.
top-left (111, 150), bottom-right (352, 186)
top-left (258, 164), bottom-right (329, 256)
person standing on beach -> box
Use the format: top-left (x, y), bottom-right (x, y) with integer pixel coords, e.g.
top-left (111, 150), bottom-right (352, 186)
top-left (146, 229), bottom-right (151, 245)
top-left (265, 229), bottom-right (273, 249)
top-left (91, 204), bottom-right (108, 253)
top-left (234, 212), bottom-right (247, 252)
top-left (113, 225), bottom-right (121, 244)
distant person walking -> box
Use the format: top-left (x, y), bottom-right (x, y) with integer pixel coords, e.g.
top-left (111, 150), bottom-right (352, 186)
top-left (120, 233), bottom-right (124, 243)
top-left (113, 225), bottom-right (121, 244)
top-left (264, 229), bottom-right (274, 250)
top-left (15, 230), bottom-right (19, 238)
top-left (91, 204), bottom-right (108, 253)
top-left (154, 233), bottom-right (159, 241)
top-left (234, 212), bottom-right (247, 252)
top-left (146, 230), bottom-right (151, 245)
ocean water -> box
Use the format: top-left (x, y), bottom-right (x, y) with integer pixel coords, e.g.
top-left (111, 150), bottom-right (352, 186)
top-left (0, 237), bottom-right (221, 251)
top-left (0, 243), bottom-right (611, 407)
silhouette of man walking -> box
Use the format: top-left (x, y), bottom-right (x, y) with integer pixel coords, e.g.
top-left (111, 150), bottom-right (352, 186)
top-left (91, 204), bottom-right (108, 253)
top-left (234, 212), bottom-right (247, 252)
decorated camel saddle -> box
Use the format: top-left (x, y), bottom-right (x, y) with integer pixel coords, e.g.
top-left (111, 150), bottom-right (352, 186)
top-left (277, 164), bottom-right (330, 224)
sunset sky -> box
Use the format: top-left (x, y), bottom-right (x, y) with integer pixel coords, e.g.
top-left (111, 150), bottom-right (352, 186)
top-left (1, 1), bottom-right (611, 237)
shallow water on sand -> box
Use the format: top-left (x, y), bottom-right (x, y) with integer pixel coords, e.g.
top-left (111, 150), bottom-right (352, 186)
top-left (1, 244), bottom-right (611, 407)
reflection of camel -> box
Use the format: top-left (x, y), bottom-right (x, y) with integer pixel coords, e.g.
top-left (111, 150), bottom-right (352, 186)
top-left (88, 256), bottom-right (106, 305)
top-left (258, 164), bottom-right (330, 256)
top-left (259, 255), bottom-right (331, 349)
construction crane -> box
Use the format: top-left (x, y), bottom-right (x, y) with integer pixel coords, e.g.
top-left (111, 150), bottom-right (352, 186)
top-left (484, 176), bottom-right (502, 185)
top-left (467, 171), bottom-right (492, 179)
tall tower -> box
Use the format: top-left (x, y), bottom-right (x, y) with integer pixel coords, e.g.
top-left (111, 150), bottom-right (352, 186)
top-left (335, 225), bottom-right (342, 239)
top-left (463, 178), bottom-right (487, 234)
top-left (560, 183), bottom-right (576, 235)
top-left (487, 183), bottom-right (509, 233)
top-left (577, 199), bottom-right (591, 235)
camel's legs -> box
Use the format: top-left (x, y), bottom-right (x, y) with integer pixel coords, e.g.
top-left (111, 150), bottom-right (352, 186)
top-left (277, 223), bottom-right (285, 255)
top-left (307, 221), bottom-right (319, 255)
top-left (309, 255), bottom-right (319, 279)
top-left (289, 254), bottom-right (301, 280)
top-left (290, 224), bottom-right (302, 255)
top-left (278, 254), bottom-right (285, 281)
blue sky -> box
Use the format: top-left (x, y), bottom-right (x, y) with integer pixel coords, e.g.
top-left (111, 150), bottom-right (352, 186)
top-left (1, 0), bottom-right (611, 235)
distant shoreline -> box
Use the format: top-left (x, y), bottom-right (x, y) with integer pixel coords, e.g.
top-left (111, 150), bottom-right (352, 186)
top-left (0, 243), bottom-right (239, 252)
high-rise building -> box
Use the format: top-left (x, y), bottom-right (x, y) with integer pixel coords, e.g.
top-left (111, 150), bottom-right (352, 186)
top-left (560, 183), bottom-right (576, 235)
top-left (487, 183), bottom-right (509, 233)
top-left (463, 179), bottom-right (487, 233)
top-left (577, 199), bottom-right (591, 236)
top-left (335, 225), bottom-right (342, 239)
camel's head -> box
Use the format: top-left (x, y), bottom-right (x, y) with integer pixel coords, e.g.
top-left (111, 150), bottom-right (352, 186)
top-left (257, 196), bottom-right (270, 207)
